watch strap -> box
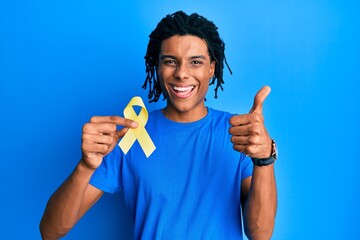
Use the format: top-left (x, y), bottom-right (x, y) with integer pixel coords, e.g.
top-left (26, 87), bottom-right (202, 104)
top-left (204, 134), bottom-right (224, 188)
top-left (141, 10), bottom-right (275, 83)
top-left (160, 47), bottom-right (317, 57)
top-left (252, 155), bottom-right (276, 166)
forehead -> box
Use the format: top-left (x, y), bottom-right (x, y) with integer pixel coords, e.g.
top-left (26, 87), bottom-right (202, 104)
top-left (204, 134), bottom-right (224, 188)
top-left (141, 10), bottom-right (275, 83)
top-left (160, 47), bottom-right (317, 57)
top-left (160, 35), bottom-right (209, 57)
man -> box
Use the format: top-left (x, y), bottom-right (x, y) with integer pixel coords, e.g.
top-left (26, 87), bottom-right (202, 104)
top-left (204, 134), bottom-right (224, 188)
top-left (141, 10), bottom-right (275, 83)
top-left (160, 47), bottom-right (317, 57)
top-left (40, 11), bottom-right (277, 239)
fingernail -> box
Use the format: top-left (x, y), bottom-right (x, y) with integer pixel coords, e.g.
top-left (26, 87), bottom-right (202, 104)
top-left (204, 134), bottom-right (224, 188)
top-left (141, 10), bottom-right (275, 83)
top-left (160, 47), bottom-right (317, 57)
top-left (132, 121), bottom-right (138, 128)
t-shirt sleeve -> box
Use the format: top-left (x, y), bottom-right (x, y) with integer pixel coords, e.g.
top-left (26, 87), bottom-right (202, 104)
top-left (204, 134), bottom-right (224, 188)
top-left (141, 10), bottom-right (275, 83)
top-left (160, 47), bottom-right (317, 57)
top-left (89, 145), bottom-right (122, 193)
top-left (240, 154), bottom-right (253, 180)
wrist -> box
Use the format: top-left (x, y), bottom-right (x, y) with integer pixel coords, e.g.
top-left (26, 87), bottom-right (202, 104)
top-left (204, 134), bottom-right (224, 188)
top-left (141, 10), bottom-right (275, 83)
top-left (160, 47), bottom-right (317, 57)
top-left (78, 158), bottom-right (97, 173)
top-left (252, 139), bottom-right (278, 167)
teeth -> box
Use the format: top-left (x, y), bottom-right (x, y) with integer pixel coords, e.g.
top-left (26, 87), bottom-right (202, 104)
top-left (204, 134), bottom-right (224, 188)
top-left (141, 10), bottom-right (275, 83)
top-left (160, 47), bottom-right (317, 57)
top-left (173, 86), bottom-right (194, 92)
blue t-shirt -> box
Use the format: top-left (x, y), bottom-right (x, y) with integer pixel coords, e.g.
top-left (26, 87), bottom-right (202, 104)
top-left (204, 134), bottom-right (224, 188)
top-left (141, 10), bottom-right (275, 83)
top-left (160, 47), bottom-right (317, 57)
top-left (90, 108), bottom-right (253, 239)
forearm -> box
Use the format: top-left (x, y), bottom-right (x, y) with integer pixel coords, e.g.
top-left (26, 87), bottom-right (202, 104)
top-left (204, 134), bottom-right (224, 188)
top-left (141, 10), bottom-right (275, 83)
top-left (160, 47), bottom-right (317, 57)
top-left (244, 164), bottom-right (277, 240)
top-left (40, 160), bottom-right (95, 239)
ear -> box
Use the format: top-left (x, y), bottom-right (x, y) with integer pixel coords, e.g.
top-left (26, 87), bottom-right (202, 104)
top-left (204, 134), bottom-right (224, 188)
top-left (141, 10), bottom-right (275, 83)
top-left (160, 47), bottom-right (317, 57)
top-left (209, 61), bottom-right (216, 78)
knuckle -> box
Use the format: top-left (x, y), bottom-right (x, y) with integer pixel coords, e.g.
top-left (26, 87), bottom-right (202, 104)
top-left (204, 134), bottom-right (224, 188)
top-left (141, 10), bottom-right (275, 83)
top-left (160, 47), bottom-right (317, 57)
top-left (109, 123), bottom-right (117, 132)
top-left (229, 116), bottom-right (236, 125)
top-left (110, 116), bottom-right (118, 122)
top-left (82, 123), bottom-right (92, 133)
top-left (248, 145), bottom-right (261, 156)
top-left (246, 147), bottom-right (255, 155)
top-left (233, 144), bottom-right (245, 153)
top-left (81, 143), bottom-right (90, 152)
top-left (233, 144), bottom-right (239, 151)
top-left (100, 144), bottom-right (109, 153)
top-left (229, 127), bottom-right (234, 135)
top-left (90, 116), bottom-right (98, 123)
top-left (230, 126), bottom-right (240, 135)
top-left (81, 134), bottom-right (88, 143)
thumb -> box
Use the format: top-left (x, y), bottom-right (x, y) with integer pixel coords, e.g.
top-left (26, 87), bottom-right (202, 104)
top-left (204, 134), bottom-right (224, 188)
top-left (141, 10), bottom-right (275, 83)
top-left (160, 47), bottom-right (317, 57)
top-left (249, 86), bottom-right (271, 114)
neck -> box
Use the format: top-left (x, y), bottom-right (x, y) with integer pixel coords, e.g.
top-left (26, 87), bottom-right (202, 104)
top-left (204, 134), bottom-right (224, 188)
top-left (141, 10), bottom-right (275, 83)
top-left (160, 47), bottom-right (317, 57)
top-left (162, 105), bottom-right (208, 123)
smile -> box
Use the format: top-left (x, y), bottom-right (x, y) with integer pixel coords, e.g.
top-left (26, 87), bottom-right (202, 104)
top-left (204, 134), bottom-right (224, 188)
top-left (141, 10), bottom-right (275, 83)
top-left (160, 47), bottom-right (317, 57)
top-left (170, 85), bottom-right (195, 98)
top-left (172, 85), bottom-right (194, 92)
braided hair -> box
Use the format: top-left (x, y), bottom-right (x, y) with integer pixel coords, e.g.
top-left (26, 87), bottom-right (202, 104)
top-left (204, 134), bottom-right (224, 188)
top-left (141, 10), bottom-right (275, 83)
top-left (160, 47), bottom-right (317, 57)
top-left (143, 11), bottom-right (232, 102)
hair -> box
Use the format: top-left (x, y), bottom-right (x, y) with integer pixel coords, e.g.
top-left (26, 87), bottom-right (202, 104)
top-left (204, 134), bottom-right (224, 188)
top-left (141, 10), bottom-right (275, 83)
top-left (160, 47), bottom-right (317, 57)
top-left (143, 10), bottom-right (232, 102)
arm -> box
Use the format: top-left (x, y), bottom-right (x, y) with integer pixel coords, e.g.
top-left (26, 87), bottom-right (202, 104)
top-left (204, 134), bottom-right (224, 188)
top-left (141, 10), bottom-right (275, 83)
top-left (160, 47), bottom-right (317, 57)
top-left (40, 116), bottom-right (138, 239)
top-left (241, 166), bottom-right (277, 240)
top-left (40, 162), bottom-right (103, 239)
top-left (230, 86), bottom-right (277, 239)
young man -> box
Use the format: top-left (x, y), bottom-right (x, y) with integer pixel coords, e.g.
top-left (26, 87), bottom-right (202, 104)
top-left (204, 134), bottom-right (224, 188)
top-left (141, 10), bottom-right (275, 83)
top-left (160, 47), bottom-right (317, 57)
top-left (40, 11), bottom-right (277, 239)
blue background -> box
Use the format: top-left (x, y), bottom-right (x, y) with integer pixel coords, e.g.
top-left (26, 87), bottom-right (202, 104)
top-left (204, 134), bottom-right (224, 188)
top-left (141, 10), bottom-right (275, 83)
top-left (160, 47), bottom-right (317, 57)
top-left (1, 0), bottom-right (359, 239)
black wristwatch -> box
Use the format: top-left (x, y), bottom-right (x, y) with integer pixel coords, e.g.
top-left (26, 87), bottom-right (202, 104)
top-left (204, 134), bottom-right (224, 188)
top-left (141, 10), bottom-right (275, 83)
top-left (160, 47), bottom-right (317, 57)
top-left (252, 139), bottom-right (278, 167)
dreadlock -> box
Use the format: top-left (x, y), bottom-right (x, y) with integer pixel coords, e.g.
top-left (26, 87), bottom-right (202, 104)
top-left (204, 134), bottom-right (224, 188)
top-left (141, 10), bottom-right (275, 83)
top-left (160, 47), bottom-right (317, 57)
top-left (143, 11), bottom-right (232, 102)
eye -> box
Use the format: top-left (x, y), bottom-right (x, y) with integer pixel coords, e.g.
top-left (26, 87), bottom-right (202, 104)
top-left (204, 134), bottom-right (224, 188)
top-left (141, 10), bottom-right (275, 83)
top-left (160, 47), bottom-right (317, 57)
top-left (191, 60), bottom-right (203, 65)
top-left (163, 60), bottom-right (177, 66)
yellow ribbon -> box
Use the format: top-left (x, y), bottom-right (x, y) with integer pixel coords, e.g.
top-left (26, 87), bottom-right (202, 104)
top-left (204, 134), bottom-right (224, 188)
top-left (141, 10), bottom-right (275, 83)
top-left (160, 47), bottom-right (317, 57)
top-left (118, 96), bottom-right (156, 158)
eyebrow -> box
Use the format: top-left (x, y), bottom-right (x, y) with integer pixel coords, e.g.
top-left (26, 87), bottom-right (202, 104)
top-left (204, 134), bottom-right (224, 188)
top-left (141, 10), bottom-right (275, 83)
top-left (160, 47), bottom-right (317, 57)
top-left (190, 55), bottom-right (207, 60)
top-left (160, 55), bottom-right (177, 60)
top-left (160, 55), bottom-right (208, 60)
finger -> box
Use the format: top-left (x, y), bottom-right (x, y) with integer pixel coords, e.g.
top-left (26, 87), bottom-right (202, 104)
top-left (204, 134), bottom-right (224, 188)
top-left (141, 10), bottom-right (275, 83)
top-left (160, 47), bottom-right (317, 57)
top-left (230, 123), bottom-right (263, 136)
top-left (82, 142), bottom-right (109, 154)
top-left (82, 133), bottom-right (114, 146)
top-left (229, 125), bottom-right (250, 136)
top-left (230, 113), bottom-right (264, 127)
top-left (249, 86), bottom-right (271, 114)
top-left (231, 136), bottom-right (249, 145)
top-left (233, 144), bottom-right (261, 156)
top-left (229, 114), bottom-right (251, 126)
top-left (233, 144), bottom-right (248, 154)
top-left (114, 127), bottom-right (130, 141)
top-left (90, 116), bottom-right (138, 128)
top-left (231, 135), bottom-right (261, 145)
top-left (83, 122), bottom-right (117, 135)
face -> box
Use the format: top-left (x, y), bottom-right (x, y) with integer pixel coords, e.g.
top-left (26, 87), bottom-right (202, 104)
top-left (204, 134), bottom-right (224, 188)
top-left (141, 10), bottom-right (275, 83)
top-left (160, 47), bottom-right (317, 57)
top-left (157, 35), bottom-right (215, 122)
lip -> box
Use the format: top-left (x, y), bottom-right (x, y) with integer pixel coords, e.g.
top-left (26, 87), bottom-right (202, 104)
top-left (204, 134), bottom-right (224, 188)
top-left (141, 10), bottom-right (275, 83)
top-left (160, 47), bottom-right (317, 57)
top-left (168, 84), bottom-right (196, 99)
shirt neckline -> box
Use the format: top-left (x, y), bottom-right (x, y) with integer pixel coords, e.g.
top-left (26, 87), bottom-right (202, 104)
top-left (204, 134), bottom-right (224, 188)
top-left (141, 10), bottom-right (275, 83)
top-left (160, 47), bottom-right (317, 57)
top-left (154, 107), bottom-right (213, 129)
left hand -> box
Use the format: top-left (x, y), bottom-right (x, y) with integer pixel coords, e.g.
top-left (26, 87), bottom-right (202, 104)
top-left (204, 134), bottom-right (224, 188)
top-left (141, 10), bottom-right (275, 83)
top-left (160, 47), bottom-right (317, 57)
top-left (229, 86), bottom-right (272, 159)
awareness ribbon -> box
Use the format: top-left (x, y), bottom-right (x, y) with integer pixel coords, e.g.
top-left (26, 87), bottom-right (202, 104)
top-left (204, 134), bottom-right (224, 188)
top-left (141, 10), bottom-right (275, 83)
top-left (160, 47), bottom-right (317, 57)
top-left (118, 96), bottom-right (156, 158)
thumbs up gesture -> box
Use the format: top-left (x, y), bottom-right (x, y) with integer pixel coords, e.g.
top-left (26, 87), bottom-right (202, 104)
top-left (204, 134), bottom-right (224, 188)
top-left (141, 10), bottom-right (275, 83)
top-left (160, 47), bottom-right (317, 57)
top-left (229, 86), bottom-right (273, 159)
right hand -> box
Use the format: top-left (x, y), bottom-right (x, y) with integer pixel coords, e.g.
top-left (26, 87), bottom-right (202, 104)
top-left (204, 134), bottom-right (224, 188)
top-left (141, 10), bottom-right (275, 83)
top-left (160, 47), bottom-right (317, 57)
top-left (81, 116), bottom-right (138, 170)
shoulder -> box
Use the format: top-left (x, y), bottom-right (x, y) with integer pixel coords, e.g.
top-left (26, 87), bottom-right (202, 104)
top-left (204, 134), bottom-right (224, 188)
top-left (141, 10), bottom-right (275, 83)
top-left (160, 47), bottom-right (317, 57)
top-left (149, 109), bottom-right (162, 117)
top-left (209, 108), bottom-right (234, 118)
top-left (208, 108), bottom-right (235, 126)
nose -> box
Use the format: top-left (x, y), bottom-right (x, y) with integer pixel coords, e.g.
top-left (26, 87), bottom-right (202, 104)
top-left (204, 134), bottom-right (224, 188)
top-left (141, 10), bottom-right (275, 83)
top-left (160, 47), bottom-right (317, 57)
top-left (174, 63), bottom-right (189, 80)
